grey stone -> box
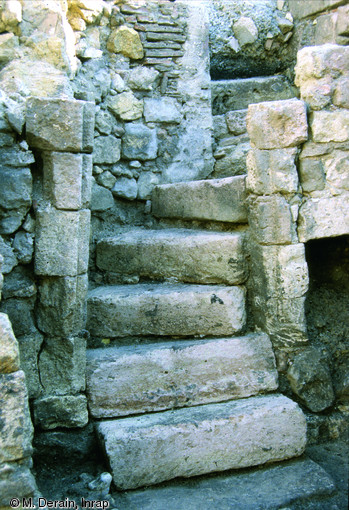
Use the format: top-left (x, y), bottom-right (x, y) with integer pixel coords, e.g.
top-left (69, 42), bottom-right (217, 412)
top-left (137, 172), bottom-right (160, 200)
top-left (0, 132), bottom-right (15, 146)
top-left (13, 231), bottom-right (34, 264)
top-left (0, 166), bottom-right (32, 212)
top-left (5, 97), bottom-right (26, 134)
top-left (310, 110), bottom-right (349, 143)
top-left (233, 17), bottom-right (258, 46)
top-left (90, 181), bottom-right (114, 211)
top-left (2, 266), bottom-right (36, 300)
top-left (0, 212), bottom-right (28, 235)
top-left (106, 91), bottom-right (143, 121)
top-left (213, 142), bottom-right (250, 178)
top-left (0, 370), bottom-right (33, 463)
top-left (144, 97), bottom-right (182, 123)
top-left (42, 152), bottom-right (92, 210)
top-left (298, 195), bottom-right (349, 242)
top-left (96, 394), bottom-right (306, 489)
top-left (97, 228), bottom-right (248, 285)
top-left (287, 347), bottom-right (335, 412)
top-left (26, 98), bottom-right (95, 153)
top-left (95, 109), bottom-right (116, 135)
top-left (86, 333), bottom-right (277, 418)
top-left (0, 147), bottom-right (35, 167)
top-left (39, 336), bottom-right (86, 396)
top-left (122, 123), bottom-right (157, 161)
top-left (0, 236), bottom-right (17, 273)
top-left (127, 66), bottom-right (159, 90)
top-left (35, 208), bottom-right (90, 276)
top-left (17, 332), bottom-right (43, 399)
top-left (37, 274), bottom-right (88, 337)
top-left (225, 109), bottom-right (247, 135)
top-left (289, 0), bottom-right (346, 19)
top-left (0, 460), bottom-right (37, 506)
top-left (0, 312), bottom-right (19, 374)
top-left (96, 170), bottom-right (116, 189)
top-left (213, 115), bottom-right (228, 139)
top-left (33, 395), bottom-right (88, 430)
top-left (118, 458), bottom-right (335, 510)
top-left (93, 135), bottom-right (121, 164)
top-left (87, 283), bottom-right (246, 338)
top-left (299, 159), bottom-right (326, 192)
top-left (333, 354), bottom-right (349, 404)
top-left (333, 76), bottom-right (349, 108)
top-left (0, 254), bottom-right (3, 300)
top-left (152, 176), bottom-right (247, 223)
top-left (0, 297), bottom-right (36, 338)
top-left (111, 177), bottom-right (138, 200)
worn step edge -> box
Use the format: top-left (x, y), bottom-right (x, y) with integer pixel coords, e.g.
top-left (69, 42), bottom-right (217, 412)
top-left (97, 228), bottom-right (248, 285)
top-left (96, 393), bottom-right (307, 489)
top-left (87, 283), bottom-right (246, 338)
top-left (86, 332), bottom-right (278, 418)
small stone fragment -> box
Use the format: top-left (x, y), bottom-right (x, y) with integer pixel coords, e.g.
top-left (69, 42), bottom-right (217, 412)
top-left (107, 26), bottom-right (144, 59)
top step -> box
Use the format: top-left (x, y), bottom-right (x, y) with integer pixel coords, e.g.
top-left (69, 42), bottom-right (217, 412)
top-left (152, 176), bottom-right (247, 224)
top-left (211, 75), bottom-right (298, 115)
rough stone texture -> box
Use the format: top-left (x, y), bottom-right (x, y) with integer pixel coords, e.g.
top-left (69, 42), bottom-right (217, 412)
top-left (122, 123), bottom-right (157, 160)
top-left (0, 370), bottom-right (33, 463)
top-left (0, 254), bottom-right (3, 300)
top-left (287, 347), bottom-right (335, 412)
top-left (97, 229), bottom-right (248, 285)
top-left (212, 142), bottom-right (250, 178)
top-left (33, 395), bottom-right (89, 430)
top-left (127, 67), bottom-right (159, 91)
top-left (26, 98), bottom-right (94, 153)
top-left (107, 26), bottom-right (144, 60)
top-left (299, 158), bottom-right (326, 192)
top-left (248, 195), bottom-right (297, 245)
top-left (144, 97), bottom-right (182, 123)
top-left (93, 135), bottom-right (121, 165)
top-left (246, 148), bottom-right (299, 195)
top-left (289, 0), bottom-right (347, 19)
top-left (211, 76), bottom-right (297, 115)
top-left (97, 394), bottom-right (306, 489)
top-left (87, 283), bottom-right (246, 338)
top-left (152, 176), bottom-right (247, 223)
top-left (233, 17), bottom-right (258, 46)
top-left (0, 165), bottom-right (32, 234)
top-left (112, 177), bottom-right (138, 200)
top-left (298, 195), bottom-right (349, 242)
top-left (0, 312), bottom-right (19, 374)
top-left (13, 231), bottom-right (34, 264)
top-left (106, 91), bottom-right (143, 121)
top-left (90, 180), bottom-right (114, 211)
top-left (226, 109), bottom-right (247, 135)
top-left (310, 110), bottom-right (349, 143)
top-left (137, 172), bottom-right (161, 200)
top-left (247, 99), bottom-right (308, 149)
top-left (17, 332), bottom-right (43, 399)
top-left (37, 274), bottom-right (88, 337)
top-left (43, 152), bottom-right (92, 210)
top-left (86, 333), bottom-right (278, 418)
top-left (0, 459), bottom-right (37, 507)
top-left (325, 149), bottom-right (349, 192)
top-left (0, 236), bottom-right (17, 274)
top-left (117, 458), bottom-right (335, 510)
top-left (35, 208), bottom-right (90, 276)
top-left (39, 336), bottom-right (86, 397)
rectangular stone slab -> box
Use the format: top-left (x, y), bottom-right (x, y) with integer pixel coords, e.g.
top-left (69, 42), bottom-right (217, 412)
top-left (96, 394), bottom-right (306, 489)
top-left (87, 283), bottom-right (246, 338)
top-left (86, 333), bottom-right (278, 418)
top-left (152, 176), bottom-right (247, 223)
top-left (97, 228), bottom-right (248, 285)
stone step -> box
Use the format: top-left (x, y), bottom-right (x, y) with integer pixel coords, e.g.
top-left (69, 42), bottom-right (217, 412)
top-left (96, 394), bottom-right (306, 489)
top-left (87, 283), bottom-right (246, 338)
top-left (96, 228), bottom-right (248, 285)
top-left (86, 332), bottom-right (278, 418)
top-left (211, 75), bottom-right (298, 115)
top-left (152, 176), bottom-right (247, 223)
top-left (114, 457), bottom-right (336, 510)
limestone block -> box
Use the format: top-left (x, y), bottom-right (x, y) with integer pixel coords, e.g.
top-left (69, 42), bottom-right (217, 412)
top-left (90, 181), bottom-right (114, 211)
top-left (289, 0), bottom-right (346, 19)
top-left (95, 109), bottom-right (115, 135)
top-left (247, 99), bottom-right (308, 149)
top-left (107, 26), bottom-right (144, 59)
top-left (295, 44), bottom-right (349, 85)
top-left (299, 158), bottom-right (326, 192)
top-left (287, 347), bottom-right (335, 412)
top-left (0, 236), bottom-right (17, 274)
top-left (233, 17), bottom-right (258, 46)
top-left (43, 152), bottom-right (92, 210)
top-left (122, 123), bottom-right (157, 160)
top-left (213, 142), bottom-right (250, 178)
top-left (39, 337), bottom-right (86, 396)
top-left (248, 195), bottom-right (296, 245)
top-left (333, 76), bottom-right (349, 108)
top-left (97, 229), bottom-right (248, 285)
top-left (26, 98), bottom-right (95, 153)
top-left (324, 150), bottom-right (349, 191)
top-left (298, 195), bottom-right (349, 242)
top-left (0, 166), bottom-right (32, 213)
top-left (0, 312), bottom-right (19, 374)
top-left (87, 333), bottom-right (278, 418)
top-left (35, 208), bottom-right (90, 276)
top-left (111, 177), bottom-right (138, 200)
top-left (0, 459), bottom-right (37, 507)
top-left (152, 176), bottom-right (247, 223)
top-left (251, 242), bottom-right (308, 300)
top-left (310, 111), bottom-right (349, 143)
top-left (96, 170), bottom-right (116, 189)
top-left (37, 274), bottom-right (88, 337)
top-left (87, 283), bottom-right (246, 338)
top-left (17, 332), bottom-right (43, 399)
top-left (127, 67), bottom-right (159, 91)
top-left (137, 172), bottom-right (160, 200)
top-left (144, 97), bottom-right (182, 123)
top-left (106, 91), bottom-right (143, 121)
top-left (246, 148), bottom-right (299, 195)
top-left (33, 395), bottom-right (88, 430)
top-left (297, 77), bottom-right (333, 111)
top-left (96, 394), bottom-right (306, 489)
top-left (93, 135), bottom-right (121, 165)
top-left (213, 115), bottom-right (228, 139)
top-left (226, 109), bottom-right (247, 135)
top-left (0, 370), bottom-right (33, 463)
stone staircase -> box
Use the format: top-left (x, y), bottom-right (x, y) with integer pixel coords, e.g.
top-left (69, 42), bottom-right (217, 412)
top-left (86, 168), bottom-right (308, 491)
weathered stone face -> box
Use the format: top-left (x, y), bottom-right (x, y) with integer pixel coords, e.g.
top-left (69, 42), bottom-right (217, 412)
top-left (310, 110), bottom-right (349, 143)
top-left (144, 97), bottom-right (182, 124)
top-left (106, 91), bottom-right (143, 121)
top-left (33, 395), bottom-right (88, 430)
top-left (298, 195), bottom-right (349, 242)
top-left (93, 135), bottom-right (121, 165)
top-left (0, 459), bottom-right (37, 507)
top-left (107, 26), bottom-right (144, 60)
top-left (122, 123), bottom-right (157, 160)
top-left (0, 312), bottom-right (19, 374)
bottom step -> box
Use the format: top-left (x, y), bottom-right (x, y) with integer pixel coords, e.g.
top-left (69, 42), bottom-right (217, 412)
top-left (114, 458), bottom-right (335, 510)
top-left (96, 394), bottom-right (306, 489)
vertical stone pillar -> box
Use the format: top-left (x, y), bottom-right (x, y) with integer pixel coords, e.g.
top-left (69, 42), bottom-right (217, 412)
top-left (246, 98), bottom-right (309, 349)
top-left (26, 97), bottom-right (95, 429)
